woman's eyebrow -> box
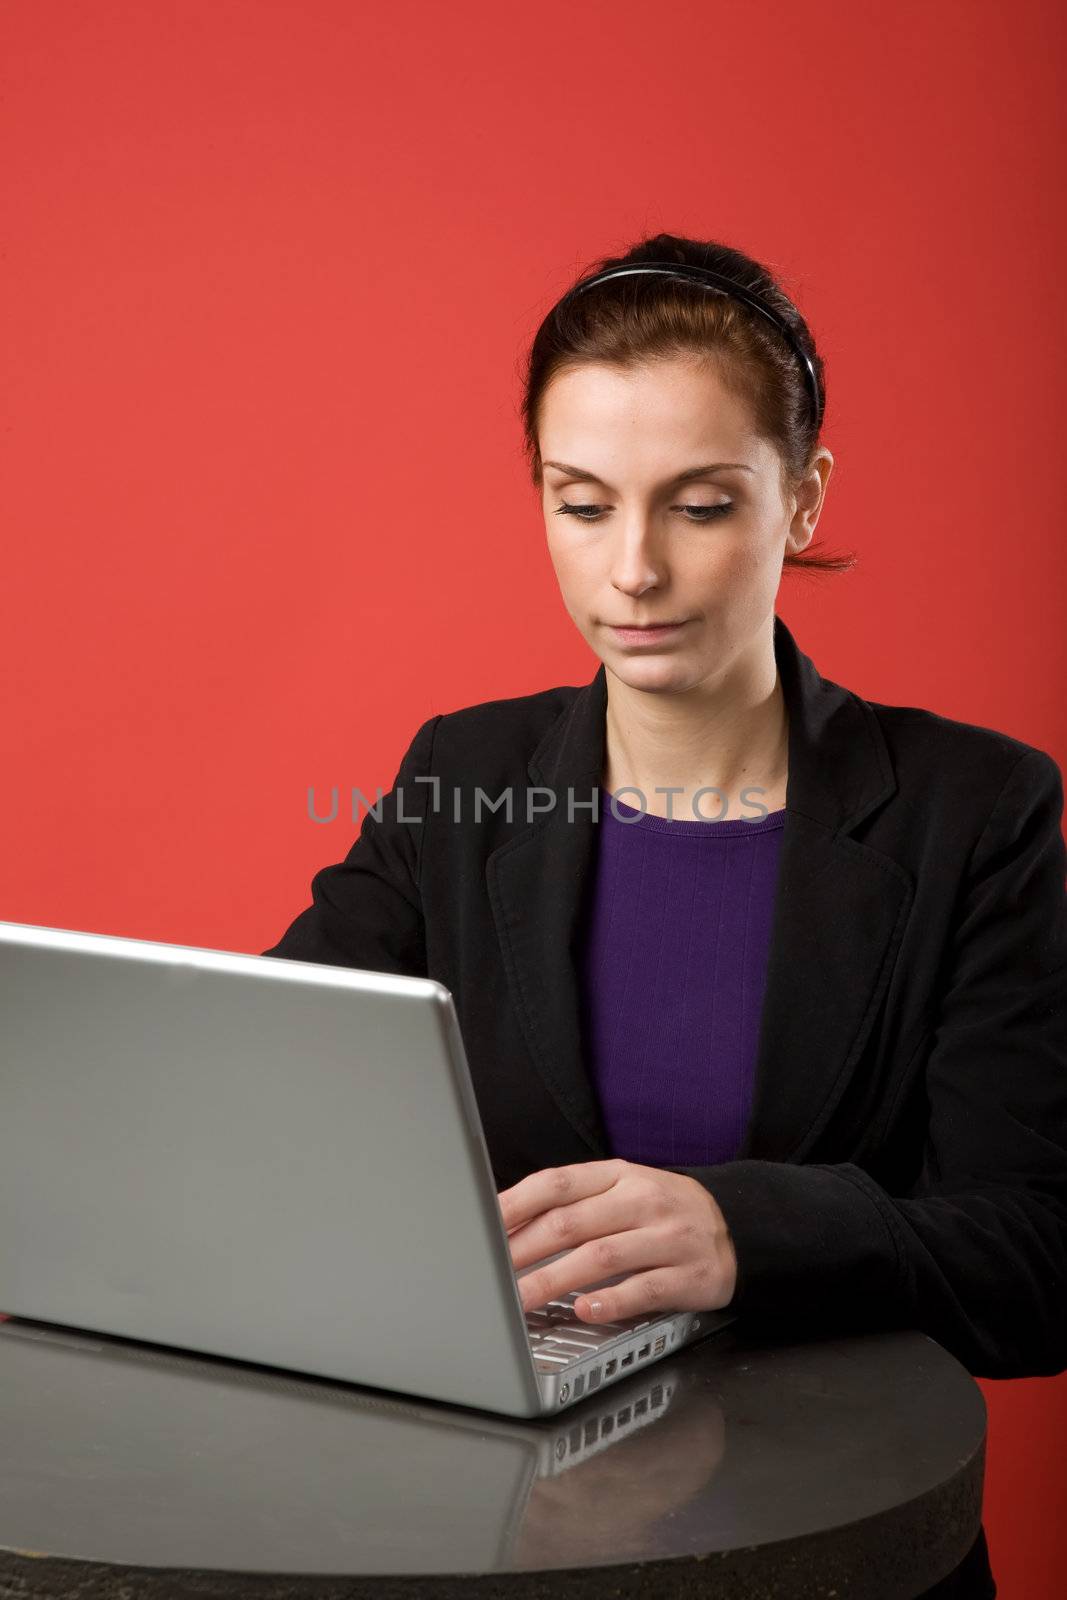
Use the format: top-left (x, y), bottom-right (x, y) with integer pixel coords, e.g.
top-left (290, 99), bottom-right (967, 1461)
top-left (541, 461), bottom-right (755, 486)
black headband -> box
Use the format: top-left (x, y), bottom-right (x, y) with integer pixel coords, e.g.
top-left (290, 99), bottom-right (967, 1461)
top-left (563, 261), bottom-right (823, 432)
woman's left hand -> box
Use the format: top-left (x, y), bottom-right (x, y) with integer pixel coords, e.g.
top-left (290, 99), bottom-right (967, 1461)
top-left (498, 1158), bottom-right (738, 1322)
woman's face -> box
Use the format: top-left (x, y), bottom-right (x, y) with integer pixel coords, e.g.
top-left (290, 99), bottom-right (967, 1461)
top-left (538, 355), bottom-right (831, 694)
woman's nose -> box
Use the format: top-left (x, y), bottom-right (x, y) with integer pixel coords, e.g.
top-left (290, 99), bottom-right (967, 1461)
top-left (611, 521), bottom-right (667, 596)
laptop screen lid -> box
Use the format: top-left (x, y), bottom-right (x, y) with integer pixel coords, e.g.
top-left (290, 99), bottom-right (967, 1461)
top-left (0, 919), bottom-right (542, 1417)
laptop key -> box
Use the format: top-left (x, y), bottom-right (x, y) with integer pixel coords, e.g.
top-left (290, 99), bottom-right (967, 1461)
top-left (541, 1326), bottom-right (618, 1346)
top-left (541, 1334), bottom-right (614, 1353)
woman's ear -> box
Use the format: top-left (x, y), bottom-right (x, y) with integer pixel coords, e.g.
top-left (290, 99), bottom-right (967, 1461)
top-left (786, 448), bottom-right (834, 553)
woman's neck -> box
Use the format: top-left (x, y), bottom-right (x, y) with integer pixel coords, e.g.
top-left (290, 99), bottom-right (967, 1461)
top-left (602, 649), bottom-right (789, 822)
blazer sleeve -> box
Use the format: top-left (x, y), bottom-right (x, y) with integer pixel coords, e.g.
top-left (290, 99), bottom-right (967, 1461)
top-left (667, 747), bottom-right (1067, 1380)
top-left (259, 713), bottom-right (442, 977)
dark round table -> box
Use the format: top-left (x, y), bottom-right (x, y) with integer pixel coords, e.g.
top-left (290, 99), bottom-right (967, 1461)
top-left (0, 1315), bottom-right (986, 1599)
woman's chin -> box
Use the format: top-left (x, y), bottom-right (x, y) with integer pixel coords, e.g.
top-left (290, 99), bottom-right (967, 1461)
top-left (608, 653), bottom-right (695, 692)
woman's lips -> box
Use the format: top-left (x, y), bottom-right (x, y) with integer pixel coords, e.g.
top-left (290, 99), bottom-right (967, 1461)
top-left (607, 621), bottom-right (690, 646)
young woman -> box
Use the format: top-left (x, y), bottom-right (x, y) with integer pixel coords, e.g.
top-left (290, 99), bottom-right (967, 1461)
top-left (263, 233), bottom-right (1067, 1599)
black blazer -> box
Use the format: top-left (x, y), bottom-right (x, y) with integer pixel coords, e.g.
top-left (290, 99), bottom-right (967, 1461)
top-left (262, 614), bottom-right (1067, 1383)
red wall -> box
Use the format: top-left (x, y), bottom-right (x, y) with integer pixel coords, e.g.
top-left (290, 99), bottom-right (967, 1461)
top-left (2, 2), bottom-right (1064, 1591)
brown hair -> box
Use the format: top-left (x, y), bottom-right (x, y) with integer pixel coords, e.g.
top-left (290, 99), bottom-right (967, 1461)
top-left (520, 232), bottom-right (856, 576)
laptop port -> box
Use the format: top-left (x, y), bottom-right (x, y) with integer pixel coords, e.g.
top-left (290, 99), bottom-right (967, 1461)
top-left (604, 1359), bottom-right (617, 1377)
top-left (588, 1366), bottom-right (602, 1390)
top-left (638, 1342), bottom-right (651, 1359)
top-left (572, 1374), bottom-right (585, 1398)
top-left (621, 1351), bottom-right (634, 1367)
top-left (653, 1335), bottom-right (666, 1355)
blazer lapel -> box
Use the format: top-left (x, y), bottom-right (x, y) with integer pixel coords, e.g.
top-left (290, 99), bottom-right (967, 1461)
top-left (485, 669), bottom-right (612, 1156)
top-left (487, 613), bottom-right (915, 1167)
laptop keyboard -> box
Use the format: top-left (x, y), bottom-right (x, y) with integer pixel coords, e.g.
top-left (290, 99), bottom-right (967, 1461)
top-left (525, 1289), bottom-right (656, 1375)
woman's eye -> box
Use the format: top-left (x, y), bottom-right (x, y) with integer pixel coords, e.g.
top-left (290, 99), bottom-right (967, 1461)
top-left (553, 503), bottom-right (733, 523)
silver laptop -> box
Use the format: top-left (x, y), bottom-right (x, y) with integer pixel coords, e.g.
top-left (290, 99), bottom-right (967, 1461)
top-left (0, 918), bottom-right (735, 1418)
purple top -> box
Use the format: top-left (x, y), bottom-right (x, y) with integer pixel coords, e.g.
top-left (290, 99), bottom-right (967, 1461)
top-left (577, 789), bottom-right (786, 1167)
